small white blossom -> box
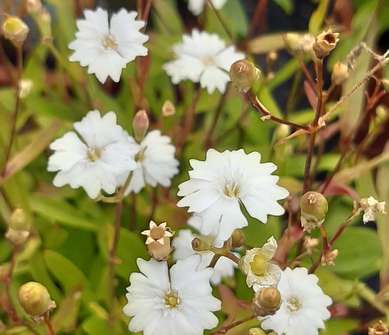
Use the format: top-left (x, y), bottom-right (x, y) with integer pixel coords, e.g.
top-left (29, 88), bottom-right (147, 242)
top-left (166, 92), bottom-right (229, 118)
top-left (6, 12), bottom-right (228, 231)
top-left (141, 221), bottom-right (173, 245)
top-left (360, 196), bottom-right (386, 223)
top-left (177, 149), bottom-right (288, 245)
top-left (48, 110), bottom-right (137, 198)
top-left (123, 255), bottom-right (221, 335)
top-left (120, 130), bottom-right (179, 194)
top-left (69, 8), bottom-right (148, 83)
top-left (188, 0), bottom-right (228, 16)
top-left (241, 237), bottom-right (281, 291)
top-left (261, 267), bottom-right (332, 335)
top-left (164, 30), bottom-right (244, 93)
top-left (173, 229), bottom-right (236, 285)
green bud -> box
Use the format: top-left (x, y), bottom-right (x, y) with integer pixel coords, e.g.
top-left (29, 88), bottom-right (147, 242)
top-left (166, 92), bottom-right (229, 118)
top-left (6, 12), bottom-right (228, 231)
top-left (300, 191), bottom-right (328, 232)
top-left (2, 16), bottom-right (29, 47)
top-left (191, 237), bottom-right (210, 252)
top-left (229, 59), bottom-right (261, 93)
top-left (18, 282), bottom-right (55, 317)
top-left (5, 228), bottom-right (29, 246)
top-left (331, 62), bottom-right (349, 85)
top-left (9, 208), bottom-right (29, 231)
top-left (231, 229), bottom-right (245, 248)
top-left (132, 110), bottom-right (149, 142)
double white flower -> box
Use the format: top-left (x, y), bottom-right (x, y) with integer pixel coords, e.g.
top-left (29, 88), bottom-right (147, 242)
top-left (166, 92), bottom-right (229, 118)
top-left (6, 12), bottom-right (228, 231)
top-left (123, 256), bottom-right (221, 335)
top-left (164, 30), bottom-right (244, 93)
top-left (69, 8), bottom-right (148, 83)
top-left (177, 149), bottom-right (288, 245)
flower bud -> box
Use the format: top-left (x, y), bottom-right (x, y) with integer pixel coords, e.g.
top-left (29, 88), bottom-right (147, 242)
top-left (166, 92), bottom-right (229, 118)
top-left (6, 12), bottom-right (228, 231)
top-left (300, 191), bottom-right (328, 232)
top-left (254, 287), bottom-right (281, 316)
top-left (5, 228), bottom-right (30, 246)
top-left (284, 33), bottom-right (315, 54)
top-left (249, 328), bottom-right (266, 335)
top-left (229, 59), bottom-right (261, 93)
top-left (2, 16), bottom-right (29, 47)
top-left (9, 208), bottom-right (29, 231)
top-left (331, 62), bottom-right (349, 85)
top-left (231, 229), bottom-right (245, 248)
top-left (191, 237), bottom-right (210, 252)
top-left (162, 100), bottom-right (176, 117)
top-left (147, 237), bottom-right (172, 261)
top-left (18, 282), bottom-right (55, 317)
top-left (132, 110), bottom-right (149, 142)
top-left (368, 320), bottom-right (389, 335)
top-left (313, 29), bottom-right (339, 59)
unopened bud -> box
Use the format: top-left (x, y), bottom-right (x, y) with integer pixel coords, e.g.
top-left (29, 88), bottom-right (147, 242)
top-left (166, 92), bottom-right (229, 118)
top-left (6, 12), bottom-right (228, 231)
top-left (249, 328), bottom-right (266, 335)
top-left (18, 282), bottom-right (55, 317)
top-left (369, 320), bottom-right (389, 335)
top-left (147, 237), bottom-right (172, 261)
top-left (132, 110), bottom-right (149, 142)
top-left (284, 33), bottom-right (315, 54)
top-left (2, 16), bottom-right (29, 47)
top-left (5, 228), bottom-right (30, 245)
top-left (162, 100), bottom-right (176, 117)
top-left (229, 59), bottom-right (261, 93)
top-left (254, 287), bottom-right (281, 316)
top-left (313, 29), bottom-right (339, 59)
top-left (26, 0), bottom-right (43, 14)
top-left (9, 208), bottom-right (29, 231)
top-left (191, 237), bottom-right (210, 252)
top-left (300, 191), bottom-right (328, 232)
top-left (331, 62), bottom-right (349, 85)
top-left (275, 124), bottom-right (290, 140)
top-left (231, 229), bottom-right (245, 248)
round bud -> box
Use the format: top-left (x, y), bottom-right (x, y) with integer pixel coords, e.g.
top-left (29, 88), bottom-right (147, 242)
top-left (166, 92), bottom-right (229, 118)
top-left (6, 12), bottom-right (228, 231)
top-left (231, 229), bottom-right (245, 248)
top-left (191, 237), bottom-right (210, 252)
top-left (2, 16), bottom-right (29, 47)
top-left (5, 228), bottom-right (30, 246)
top-left (313, 29), bottom-right (339, 59)
top-left (229, 59), bottom-right (261, 93)
top-left (18, 282), bottom-right (54, 317)
top-left (249, 328), bottom-right (266, 335)
top-left (147, 237), bottom-right (172, 261)
top-left (331, 62), bottom-right (349, 85)
top-left (132, 110), bottom-right (149, 142)
top-left (255, 287), bottom-right (281, 313)
top-left (300, 191), bottom-right (328, 232)
top-left (9, 208), bottom-right (29, 231)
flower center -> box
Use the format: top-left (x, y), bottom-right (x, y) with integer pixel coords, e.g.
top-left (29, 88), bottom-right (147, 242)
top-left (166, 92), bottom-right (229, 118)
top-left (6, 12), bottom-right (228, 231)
top-left (87, 148), bottom-right (101, 162)
top-left (150, 227), bottom-right (165, 240)
top-left (250, 254), bottom-right (268, 276)
top-left (102, 34), bottom-right (118, 50)
top-left (202, 55), bottom-right (216, 66)
top-left (223, 182), bottom-right (240, 198)
top-left (287, 296), bottom-right (302, 312)
top-left (164, 291), bottom-right (180, 309)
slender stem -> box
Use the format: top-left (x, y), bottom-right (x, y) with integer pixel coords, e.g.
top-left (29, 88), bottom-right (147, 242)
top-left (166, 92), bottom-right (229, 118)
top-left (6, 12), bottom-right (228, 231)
top-left (209, 254), bottom-right (221, 268)
top-left (3, 248), bottom-right (20, 324)
top-left (43, 314), bottom-right (55, 335)
top-left (129, 193), bottom-right (137, 231)
top-left (212, 315), bottom-right (256, 334)
top-left (298, 57), bottom-right (316, 93)
top-left (245, 91), bottom-right (310, 131)
top-left (1, 46), bottom-right (23, 177)
top-left (303, 59), bottom-right (324, 192)
top-left (206, 0), bottom-right (233, 41)
top-left (204, 86), bottom-right (229, 148)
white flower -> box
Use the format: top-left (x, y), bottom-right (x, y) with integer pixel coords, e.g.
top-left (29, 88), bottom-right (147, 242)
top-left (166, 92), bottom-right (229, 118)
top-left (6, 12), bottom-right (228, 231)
top-left (177, 149), bottom-right (288, 245)
top-left (360, 196), bottom-right (386, 223)
top-left (188, 0), bottom-right (228, 16)
top-left (120, 130), bottom-right (179, 194)
top-left (69, 8), bottom-right (148, 83)
top-left (48, 110), bottom-right (137, 198)
top-left (173, 229), bottom-right (236, 285)
top-left (261, 267), bottom-right (332, 335)
top-left (164, 30), bottom-right (244, 93)
top-left (241, 237), bottom-right (281, 291)
top-left (123, 255), bottom-right (221, 335)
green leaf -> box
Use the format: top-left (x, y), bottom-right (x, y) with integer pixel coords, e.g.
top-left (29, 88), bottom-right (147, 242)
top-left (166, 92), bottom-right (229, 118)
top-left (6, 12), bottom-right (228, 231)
top-left (273, 0), bottom-right (294, 15)
top-left (332, 227), bottom-right (382, 279)
top-left (44, 250), bottom-right (89, 292)
top-left (309, 0), bottom-right (330, 35)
